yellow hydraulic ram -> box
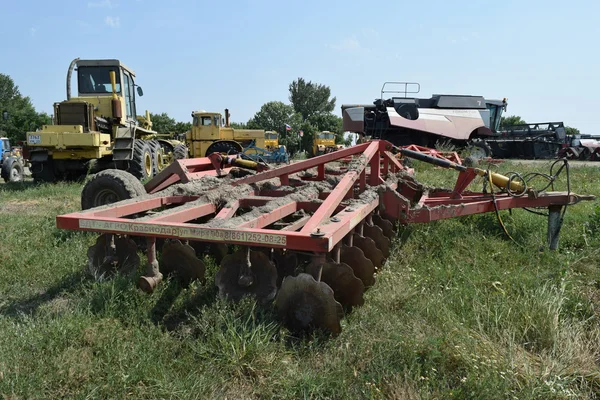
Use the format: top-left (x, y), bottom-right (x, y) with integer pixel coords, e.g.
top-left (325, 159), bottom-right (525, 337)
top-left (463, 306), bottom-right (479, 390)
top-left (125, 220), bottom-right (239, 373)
top-left (397, 147), bottom-right (525, 192)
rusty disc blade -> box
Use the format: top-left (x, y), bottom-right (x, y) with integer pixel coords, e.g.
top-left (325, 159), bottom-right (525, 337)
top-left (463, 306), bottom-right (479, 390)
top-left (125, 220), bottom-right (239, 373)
top-left (340, 245), bottom-right (375, 287)
top-left (373, 214), bottom-right (395, 240)
top-left (363, 223), bottom-right (391, 259)
top-left (87, 234), bottom-right (139, 279)
top-left (114, 236), bottom-right (140, 274)
top-left (320, 262), bottom-right (365, 310)
top-left (87, 234), bottom-right (112, 279)
top-left (353, 233), bottom-right (385, 270)
top-left (272, 249), bottom-right (299, 287)
top-left (275, 273), bottom-right (343, 336)
top-left (161, 239), bottom-right (206, 287)
top-left (215, 249), bottom-right (278, 304)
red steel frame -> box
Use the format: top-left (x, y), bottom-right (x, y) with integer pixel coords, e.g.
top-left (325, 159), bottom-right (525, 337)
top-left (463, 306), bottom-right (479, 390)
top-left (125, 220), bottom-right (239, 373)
top-left (56, 140), bottom-right (593, 254)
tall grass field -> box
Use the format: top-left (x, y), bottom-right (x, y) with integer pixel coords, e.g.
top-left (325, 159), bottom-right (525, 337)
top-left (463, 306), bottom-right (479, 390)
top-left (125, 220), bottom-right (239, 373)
top-left (0, 160), bottom-right (599, 399)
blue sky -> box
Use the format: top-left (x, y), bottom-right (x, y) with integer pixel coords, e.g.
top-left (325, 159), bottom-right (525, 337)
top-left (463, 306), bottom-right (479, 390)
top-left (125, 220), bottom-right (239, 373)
top-left (1, 0), bottom-right (598, 134)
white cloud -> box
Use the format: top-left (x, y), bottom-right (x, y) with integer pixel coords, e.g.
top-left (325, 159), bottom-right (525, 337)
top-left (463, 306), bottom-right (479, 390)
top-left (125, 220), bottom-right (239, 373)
top-left (329, 38), bottom-right (369, 54)
top-left (88, 0), bottom-right (112, 8)
top-left (30, 27), bottom-right (37, 37)
top-left (105, 16), bottom-right (120, 28)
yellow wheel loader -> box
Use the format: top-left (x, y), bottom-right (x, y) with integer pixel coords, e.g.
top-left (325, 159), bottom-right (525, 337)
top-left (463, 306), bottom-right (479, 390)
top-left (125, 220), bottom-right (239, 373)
top-left (25, 58), bottom-right (186, 182)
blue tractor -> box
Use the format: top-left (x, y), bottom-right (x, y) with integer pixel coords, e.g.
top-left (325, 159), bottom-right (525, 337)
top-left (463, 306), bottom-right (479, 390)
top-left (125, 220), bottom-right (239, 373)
top-left (1, 137), bottom-right (25, 182)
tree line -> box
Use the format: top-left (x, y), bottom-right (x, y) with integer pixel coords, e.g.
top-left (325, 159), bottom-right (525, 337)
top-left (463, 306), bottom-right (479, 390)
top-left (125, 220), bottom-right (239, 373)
top-left (0, 74), bottom-right (51, 142)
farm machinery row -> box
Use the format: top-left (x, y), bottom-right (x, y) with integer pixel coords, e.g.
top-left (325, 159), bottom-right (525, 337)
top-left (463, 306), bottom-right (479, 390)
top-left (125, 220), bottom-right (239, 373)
top-left (56, 139), bottom-right (594, 336)
top-left (21, 58), bottom-right (290, 184)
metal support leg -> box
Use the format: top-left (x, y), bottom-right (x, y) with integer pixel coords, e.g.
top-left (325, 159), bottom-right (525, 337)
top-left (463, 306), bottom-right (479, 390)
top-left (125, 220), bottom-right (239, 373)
top-left (138, 237), bottom-right (163, 293)
top-left (547, 205), bottom-right (563, 250)
top-left (306, 253), bottom-right (326, 281)
top-left (332, 245), bottom-right (341, 264)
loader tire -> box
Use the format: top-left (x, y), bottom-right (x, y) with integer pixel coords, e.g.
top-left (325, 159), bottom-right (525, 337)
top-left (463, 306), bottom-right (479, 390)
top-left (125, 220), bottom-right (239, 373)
top-left (148, 140), bottom-right (165, 175)
top-left (129, 140), bottom-right (154, 180)
top-left (1, 157), bottom-right (24, 183)
top-left (81, 169), bottom-right (146, 210)
top-left (173, 143), bottom-right (188, 160)
top-left (31, 161), bottom-right (57, 183)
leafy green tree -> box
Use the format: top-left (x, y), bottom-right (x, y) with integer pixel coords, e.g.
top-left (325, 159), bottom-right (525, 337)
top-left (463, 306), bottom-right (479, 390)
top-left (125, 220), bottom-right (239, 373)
top-left (149, 112), bottom-right (176, 134)
top-left (500, 115), bottom-right (526, 128)
top-left (288, 78), bottom-right (336, 121)
top-left (565, 126), bottom-right (580, 136)
top-left (230, 121), bottom-right (248, 129)
top-left (0, 73), bottom-right (51, 141)
top-left (248, 101), bottom-right (304, 154)
top-left (173, 121), bottom-right (192, 134)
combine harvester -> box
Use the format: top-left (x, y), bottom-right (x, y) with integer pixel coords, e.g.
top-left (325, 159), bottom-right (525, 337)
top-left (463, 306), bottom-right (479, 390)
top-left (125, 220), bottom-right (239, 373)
top-left (56, 140), bottom-right (594, 335)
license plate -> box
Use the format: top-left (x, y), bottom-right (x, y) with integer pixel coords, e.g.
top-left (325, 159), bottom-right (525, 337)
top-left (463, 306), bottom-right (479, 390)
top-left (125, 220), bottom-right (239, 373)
top-left (28, 134), bottom-right (41, 144)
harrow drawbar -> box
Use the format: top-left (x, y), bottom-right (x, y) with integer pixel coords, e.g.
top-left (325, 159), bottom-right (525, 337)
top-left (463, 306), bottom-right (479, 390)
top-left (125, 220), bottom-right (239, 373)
top-left (56, 140), bottom-right (594, 335)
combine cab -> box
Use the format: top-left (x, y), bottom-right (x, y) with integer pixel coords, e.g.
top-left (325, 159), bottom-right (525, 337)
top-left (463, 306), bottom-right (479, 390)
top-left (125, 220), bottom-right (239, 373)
top-left (25, 58), bottom-right (185, 182)
top-left (342, 82), bottom-right (506, 157)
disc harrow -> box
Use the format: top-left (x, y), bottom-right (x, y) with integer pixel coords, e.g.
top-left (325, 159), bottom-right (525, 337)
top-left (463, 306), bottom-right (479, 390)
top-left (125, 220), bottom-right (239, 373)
top-left (56, 140), bottom-right (595, 336)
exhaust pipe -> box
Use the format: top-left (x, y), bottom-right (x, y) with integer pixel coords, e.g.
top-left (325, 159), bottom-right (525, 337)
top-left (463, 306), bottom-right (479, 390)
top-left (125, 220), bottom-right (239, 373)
top-left (224, 108), bottom-right (230, 127)
top-left (66, 57), bottom-right (80, 100)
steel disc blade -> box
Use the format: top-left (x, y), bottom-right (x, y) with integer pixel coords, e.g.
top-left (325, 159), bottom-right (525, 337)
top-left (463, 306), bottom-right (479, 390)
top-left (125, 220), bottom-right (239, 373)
top-left (161, 239), bottom-right (206, 287)
top-left (272, 249), bottom-right (299, 287)
top-left (114, 236), bottom-right (140, 274)
top-left (373, 214), bottom-right (395, 240)
top-left (363, 223), bottom-right (391, 259)
top-left (87, 234), bottom-right (139, 279)
top-left (215, 249), bottom-right (277, 304)
top-left (320, 262), bottom-right (365, 310)
top-left (340, 245), bottom-right (375, 287)
top-left (275, 273), bottom-right (343, 336)
top-left (353, 233), bottom-right (385, 270)
top-left (87, 234), bottom-right (112, 278)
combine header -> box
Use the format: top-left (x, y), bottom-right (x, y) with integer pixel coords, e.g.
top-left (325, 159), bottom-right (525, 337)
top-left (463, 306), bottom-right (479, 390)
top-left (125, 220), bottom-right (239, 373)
top-left (56, 140), bottom-right (594, 336)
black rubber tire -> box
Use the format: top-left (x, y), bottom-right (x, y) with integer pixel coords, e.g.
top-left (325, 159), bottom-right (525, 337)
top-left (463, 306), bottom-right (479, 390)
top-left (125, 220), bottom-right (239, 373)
top-left (81, 169), bottom-right (146, 210)
top-left (173, 143), bottom-right (188, 160)
top-left (204, 141), bottom-right (243, 157)
top-left (148, 140), bottom-right (163, 175)
top-left (1, 157), bottom-right (24, 183)
top-left (466, 140), bottom-right (492, 159)
top-left (129, 140), bottom-right (154, 180)
top-left (31, 161), bottom-right (57, 183)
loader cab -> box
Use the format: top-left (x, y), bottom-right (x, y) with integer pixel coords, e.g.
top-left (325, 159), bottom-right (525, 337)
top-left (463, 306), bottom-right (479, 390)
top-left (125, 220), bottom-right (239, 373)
top-left (191, 111), bottom-right (223, 140)
top-left (75, 59), bottom-right (143, 123)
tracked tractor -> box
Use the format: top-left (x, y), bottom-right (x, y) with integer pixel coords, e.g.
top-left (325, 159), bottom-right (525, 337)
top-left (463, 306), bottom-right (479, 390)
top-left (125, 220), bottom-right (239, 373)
top-left (25, 58), bottom-right (186, 183)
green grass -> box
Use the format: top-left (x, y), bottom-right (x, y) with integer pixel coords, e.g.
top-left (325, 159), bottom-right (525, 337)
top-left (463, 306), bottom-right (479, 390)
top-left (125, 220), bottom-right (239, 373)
top-left (1, 161), bottom-right (600, 399)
